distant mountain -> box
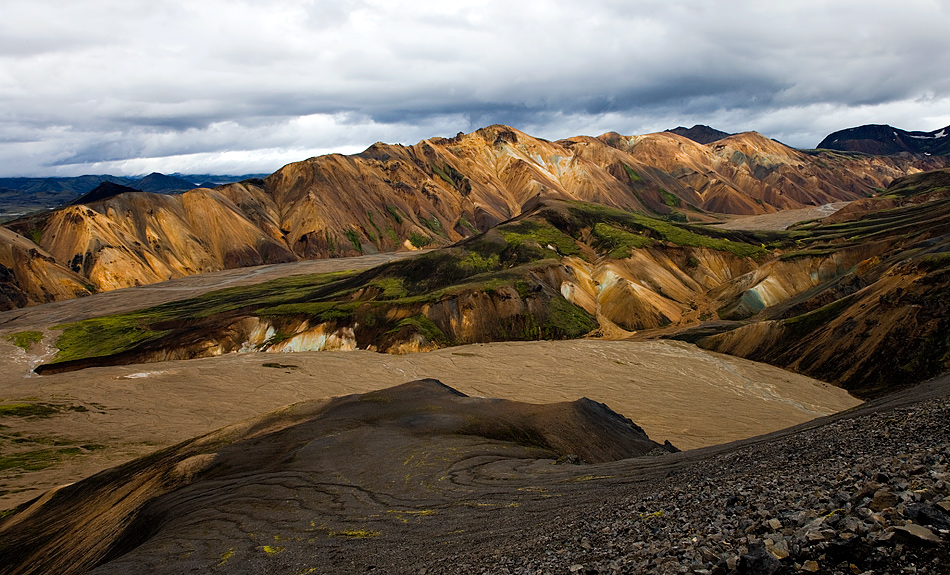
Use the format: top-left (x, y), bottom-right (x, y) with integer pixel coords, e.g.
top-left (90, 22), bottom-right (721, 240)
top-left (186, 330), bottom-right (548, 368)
top-left (134, 172), bottom-right (197, 193)
top-left (0, 175), bottom-right (132, 215)
top-left (817, 124), bottom-right (950, 155)
top-left (0, 173), bottom-right (216, 217)
top-left (172, 173), bottom-right (272, 186)
top-left (0, 175), bottom-right (131, 195)
top-left (664, 125), bottom-right (734, 144)
top-left (68, 181), bottom-right (142, 206)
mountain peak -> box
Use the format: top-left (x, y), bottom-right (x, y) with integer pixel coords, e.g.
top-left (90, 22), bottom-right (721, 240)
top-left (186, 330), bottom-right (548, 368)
top-left (664, 125), bottom-right (734, 144)
top-left (68, 181), bottom-right (141, 205)
top-left (134, 172), bottom-right (197, 193)
top-left (817, 124), bottom-right (950, 155)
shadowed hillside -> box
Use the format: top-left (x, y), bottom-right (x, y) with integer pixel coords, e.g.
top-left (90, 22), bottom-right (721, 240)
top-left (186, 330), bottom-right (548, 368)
top-left (694, 168), bottom-right (950, 396)
top-left (0, 379), bottom-right (672, 575)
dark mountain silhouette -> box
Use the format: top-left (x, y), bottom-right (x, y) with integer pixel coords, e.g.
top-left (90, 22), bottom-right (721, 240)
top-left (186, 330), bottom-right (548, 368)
top-left (817, 124), bottom-right (950, 155)
top-left (664, 124), bottom-right (733, 144)
top-left (68, 181), bottom-right (142, 206)
top-left (133, 172), bottom-right (196, 193)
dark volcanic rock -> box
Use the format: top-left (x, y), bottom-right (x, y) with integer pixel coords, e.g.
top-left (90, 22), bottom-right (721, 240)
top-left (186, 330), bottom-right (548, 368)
top-left (818, 124), bottom-right (950, 156)
top-left (68, 181), bottom-right (141, 205)
top-left (665, 124), bottom-right (734, 144)
top-left (442, 375), bottom-right (950, 575)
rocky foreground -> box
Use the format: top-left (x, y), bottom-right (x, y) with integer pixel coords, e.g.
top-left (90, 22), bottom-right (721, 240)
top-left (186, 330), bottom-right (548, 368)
top-left (438, 378), bottom-right (950, 575)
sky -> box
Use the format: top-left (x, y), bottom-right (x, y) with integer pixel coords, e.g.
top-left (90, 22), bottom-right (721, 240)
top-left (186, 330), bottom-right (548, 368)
top-left (1, 0), bottom-right (949, 177)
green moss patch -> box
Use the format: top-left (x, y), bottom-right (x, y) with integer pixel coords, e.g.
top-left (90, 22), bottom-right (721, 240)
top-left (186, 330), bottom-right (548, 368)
top-left (409, 232), bottom-right (432, 248)
top-left (344, 229), bottom-right (362, 253)
top-left (659, 189), bottom-right (681, 208)
top-left (622, 163), bottom-right (642, 182)
top-left (498, 220), bottom-right (581, 258)
top-left (386, 315), bottom-right (449, 345)
top-left (591, 222), bottom-right (654, 259)
top-left (567, 202), bottom-right (768, 259)
top-left (369, 277), bottom-right (409, 299)
top-left (2, 331), bottom-right (43, 351)
top-left (53, 317), bottom-right (170, 363)
top-left (385, 205), bottom-right (404, 224)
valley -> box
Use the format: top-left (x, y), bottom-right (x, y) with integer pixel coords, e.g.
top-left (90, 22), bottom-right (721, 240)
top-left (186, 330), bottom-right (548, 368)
top-left (2, 123), bottom-right (950, 574)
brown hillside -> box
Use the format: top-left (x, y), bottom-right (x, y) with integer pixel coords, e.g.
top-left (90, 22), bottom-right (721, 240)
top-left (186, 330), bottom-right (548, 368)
top-left (0, 379), bottom-right (670, 575)
top-left (2, 125), bottom-right (947, 308)
top-left (0, 227), bottom-right (92, 310)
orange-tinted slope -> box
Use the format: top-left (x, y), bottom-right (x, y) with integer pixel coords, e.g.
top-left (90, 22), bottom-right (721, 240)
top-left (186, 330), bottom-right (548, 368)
top-left (4, 125), bottom-right (945, 308)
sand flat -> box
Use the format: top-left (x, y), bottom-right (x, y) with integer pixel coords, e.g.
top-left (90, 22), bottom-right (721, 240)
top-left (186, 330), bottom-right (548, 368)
top-left (0, 338), bottom-right (859, 509)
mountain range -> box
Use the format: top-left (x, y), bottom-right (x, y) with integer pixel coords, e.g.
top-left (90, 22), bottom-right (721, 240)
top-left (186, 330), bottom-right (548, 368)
top-left (0, 173), bottom-right (271, 220)
top-left (2, 124), bottom-right (947, 309)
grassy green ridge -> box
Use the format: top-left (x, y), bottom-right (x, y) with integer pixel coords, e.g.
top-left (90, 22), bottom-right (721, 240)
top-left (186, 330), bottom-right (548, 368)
top-left (885, 168), bottom-right (950, 198)
top-left (51, 271), bottom-right (356, 363)
top-left (45, 199), bottom-right (786, 367)
top-left (562, 202), bottom-right (772, 259)
top-left (46, 220), bottom-right (591, 365)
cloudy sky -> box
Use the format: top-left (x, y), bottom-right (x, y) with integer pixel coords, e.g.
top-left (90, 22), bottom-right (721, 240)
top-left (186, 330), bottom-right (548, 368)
top-left (1, 0), bottom-right (949, 177)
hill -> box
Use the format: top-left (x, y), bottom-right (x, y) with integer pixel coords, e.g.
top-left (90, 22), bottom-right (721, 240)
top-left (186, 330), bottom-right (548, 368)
top-left (24, 167), bottom-right (950, 398)
top-left (0, 374), bottom-right (946, 575)
top-left (0, 379), bottom-right (672, 575)
top-left (67, 182), bottom-right (142, 206)
top-left (2, 124), bottom-right (946, 310)
top-left (130, 172), bottom-right (195, 193)
top-left (664, 124), bottom-right (733, 144)
top-left (817, 123), bottom-right (950, 155)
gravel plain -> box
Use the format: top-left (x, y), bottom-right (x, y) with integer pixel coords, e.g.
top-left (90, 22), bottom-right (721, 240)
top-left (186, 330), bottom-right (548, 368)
top-left (431, 375), bottom-right (950, 575)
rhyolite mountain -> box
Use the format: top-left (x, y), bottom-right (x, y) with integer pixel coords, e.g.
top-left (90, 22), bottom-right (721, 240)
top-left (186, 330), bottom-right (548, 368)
top-left (817, 123), bottom-right (950, 156)
top-left (664, 124), bottom-right (733, 144)
top-left (2, 124), bottom-right (948, 310)
top-left (33, 167), bottom-right (950, 398)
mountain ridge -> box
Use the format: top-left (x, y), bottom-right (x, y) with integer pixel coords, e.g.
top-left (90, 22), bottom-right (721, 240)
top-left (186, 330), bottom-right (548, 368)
top-left (1, 123), bottom-right (948, 310)
top-left (26, 167), bottom-right (950, 398)
top-left (663, 124), bottom-right (734, 144)
top-left (817, 123), bottom-right (950, 155)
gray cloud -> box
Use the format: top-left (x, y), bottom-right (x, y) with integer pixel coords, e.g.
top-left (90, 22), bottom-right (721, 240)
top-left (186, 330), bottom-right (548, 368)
top-left (0, 0), bottom-right (948, 176)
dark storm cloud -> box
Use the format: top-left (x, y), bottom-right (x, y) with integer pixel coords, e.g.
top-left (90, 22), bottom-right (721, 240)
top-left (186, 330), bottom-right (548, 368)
top-left (0, 0), bottom-right (948, 176)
